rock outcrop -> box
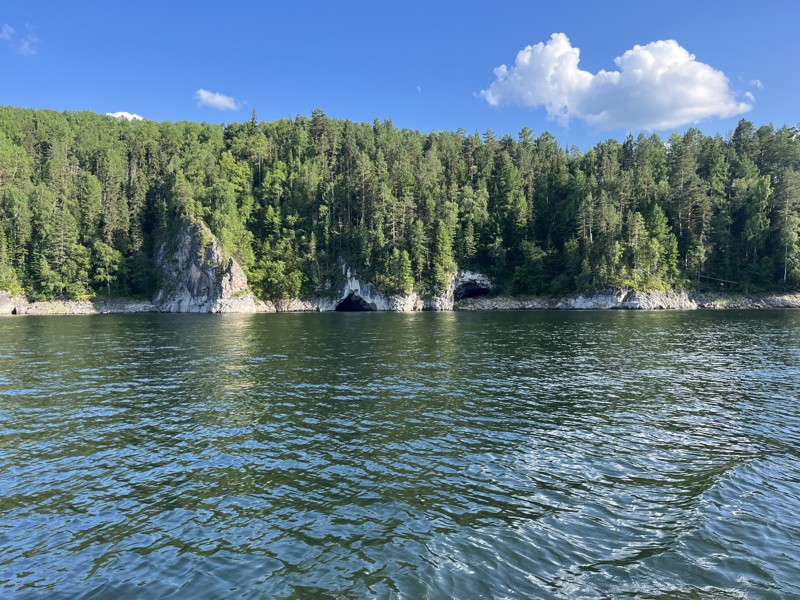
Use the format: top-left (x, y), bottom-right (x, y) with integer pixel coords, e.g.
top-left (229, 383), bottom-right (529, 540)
top-left (691, 291), bottom-right (800, 309)
top-left (335, 266), bottom-right (425, 311)
top-left (423, 271), bottom-right (493, 311)
top-left (270, 267), bottom-right (492, 312)
top-left (153, 220), bottom-right (260, 313)
top-left (456, 288), bottom-right (698, 310)
top-left (622, 290), bottom-right (697, 310)
top-left (0, 291), bottom-right (157, 315)
top-left (554, 288), bottom-right (697, 310)
top-left (553, 289), bottom-right (634, 310)
top-left (273, 265), bottom-right (426, 312)
top-left (0, 292), bottom-right (27, 315)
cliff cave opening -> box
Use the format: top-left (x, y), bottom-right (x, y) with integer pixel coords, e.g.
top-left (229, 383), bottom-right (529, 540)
top-left (453, 281), bottom-right (491, 300)
top-left (335, 293), bottom-right (376, 311)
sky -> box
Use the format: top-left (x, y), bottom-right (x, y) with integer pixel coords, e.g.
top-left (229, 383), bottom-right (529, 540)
top-left (2, 0), bottom-right (798, 150)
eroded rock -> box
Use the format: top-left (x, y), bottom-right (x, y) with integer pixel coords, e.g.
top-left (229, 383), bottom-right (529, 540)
top-left (154, 220), bottom-right (260, 313)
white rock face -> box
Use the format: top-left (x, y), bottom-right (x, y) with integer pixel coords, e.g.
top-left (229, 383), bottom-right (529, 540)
top-left (622, 290), bottom-right (697, 310)
top-left (423, 270), bottom-right (494, 311)
top-left (0, 292), bottom-right (24, 315)
top-left (389, 292), bottom-right (425, 312)
top-left (273, 265), bottom-right (427, 312)
top-left (270, 265), bottom-right (495, 312)
top-left (274, 297), bottom-right (336, 312)
top-left (0, 291), bottom-right (158, 315)
top-left (452, 271), bottom-right (493, 298)
top-left (338, 266), bottom-right (392, 310)
top-left (554, 289), bottom-right (631, 309)
top-left (154, 220), bottom-right (260, 313)
top-left (554, 289), bottom-right (698, 310)
top-left (457, 288), bottom-right (699, 310)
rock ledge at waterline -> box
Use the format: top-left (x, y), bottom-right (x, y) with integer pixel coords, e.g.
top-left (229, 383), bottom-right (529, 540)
top-left (456, 289), bottom-right (698, 310)
top-left (267, 268), bottom-right (493, 313)
top-left (454, 290), bottom-right (800, 311)
top-left (4, 288), bottom-right (800, 316)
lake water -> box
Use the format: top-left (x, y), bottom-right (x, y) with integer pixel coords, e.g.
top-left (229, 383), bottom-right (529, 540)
top-left (1, 311), bottom-right (799, 598)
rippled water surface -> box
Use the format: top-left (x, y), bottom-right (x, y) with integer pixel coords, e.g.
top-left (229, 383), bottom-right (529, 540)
top-left (1, 311), bottom-right (799, 598)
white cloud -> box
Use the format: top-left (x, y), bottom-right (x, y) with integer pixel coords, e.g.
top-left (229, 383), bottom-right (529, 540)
top-left (479, 33), bottom-right (751, 131)
top-left (107, 111), bottom-right (144, 121)
top-left (194, 88), bottom-right (240, 110)
top-left (1, 23), bottom-right (39, 55)
top-left (480, 33), bottom-right (592, 122)
top-left (16, 36), bottom-right (37, 56)
top-left (750, 79), bottom-right (764, 89)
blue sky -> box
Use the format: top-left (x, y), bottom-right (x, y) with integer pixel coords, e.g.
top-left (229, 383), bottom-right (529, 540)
top-left (2, 1), bottom-right (798, 149)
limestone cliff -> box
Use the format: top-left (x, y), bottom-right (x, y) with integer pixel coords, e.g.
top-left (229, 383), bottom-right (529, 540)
top-left (153, 220), bottom-right (260, 313)
top-left (335, 265), bottom-right (426, 311)
top-left (271, 266), bottom-right (492, 312)
top-left (273, 265), bottom-right (424, 312)
top-left (424, 271), bottom-right (493, 311)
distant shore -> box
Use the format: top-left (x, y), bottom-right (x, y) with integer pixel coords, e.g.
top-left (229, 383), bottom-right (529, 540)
top-left (2, 289), bottom-right (799, 316)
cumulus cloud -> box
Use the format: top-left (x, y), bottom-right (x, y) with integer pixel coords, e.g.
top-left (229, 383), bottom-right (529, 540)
top-left (750, 79), bottom-right (764, 89)
top-left (0, 24), bottom-right (14, 40)
top-left (194, 88), bottom-right (240, 110)
top-left (479, 33), bottom-right (751, 131)
top-left (107, 111), bottom-right (144, 121)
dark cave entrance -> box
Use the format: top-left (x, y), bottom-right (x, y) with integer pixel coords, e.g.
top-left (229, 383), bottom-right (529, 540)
top-left (453, 281), bottom-right (491, 301)
top-left (335, 293), bottom-right (376, 311)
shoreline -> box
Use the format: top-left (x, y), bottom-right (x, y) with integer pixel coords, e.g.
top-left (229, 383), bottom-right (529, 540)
top-left (2, 289), bottom-right (799, 316)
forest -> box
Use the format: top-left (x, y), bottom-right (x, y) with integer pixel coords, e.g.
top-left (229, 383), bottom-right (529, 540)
top-left (0, 105), bottom-right (798, 301)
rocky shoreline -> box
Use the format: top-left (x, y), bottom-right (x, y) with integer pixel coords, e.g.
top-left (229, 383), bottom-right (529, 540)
top-left (3, 288), bottom-right (799, 316)
top-left (454, 289), bottom-right (800, 311)
top-left (2, 216), bottom-right (798, 316)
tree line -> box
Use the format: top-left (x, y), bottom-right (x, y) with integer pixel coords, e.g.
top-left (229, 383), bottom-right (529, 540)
top-left (0, 105), bottom-right (798, 301)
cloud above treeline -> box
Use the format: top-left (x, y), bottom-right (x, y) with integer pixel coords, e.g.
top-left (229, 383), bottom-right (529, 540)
top-left (479, 33), bottom-right (752, 131)
top-left (195, 88), bottom-right (240, 110)
top-left (106, 111), bottom-right (144, 121)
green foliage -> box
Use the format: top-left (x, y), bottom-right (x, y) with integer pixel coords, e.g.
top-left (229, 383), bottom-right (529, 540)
top-left (432, 220), bottom-right (457, 290)
top-left (0, 107), bottom-right (798, 301)
top-left (92, 240), bottom-right (122, 296)
top-left (379, 248), bottom-right (414, 294)
top-left (513, 241), bottom-right (548, 294)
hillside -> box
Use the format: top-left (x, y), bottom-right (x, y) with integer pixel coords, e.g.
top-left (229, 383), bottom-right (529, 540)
top-left (0, 106), bottom-right (798, 302)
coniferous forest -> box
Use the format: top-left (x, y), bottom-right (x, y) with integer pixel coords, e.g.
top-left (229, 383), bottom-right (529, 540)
top-left (0, 105), bottom-right (798, 301)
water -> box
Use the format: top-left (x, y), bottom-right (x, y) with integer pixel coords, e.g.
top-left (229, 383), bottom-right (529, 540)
top-left (0, 311), bottom-right (799, 598)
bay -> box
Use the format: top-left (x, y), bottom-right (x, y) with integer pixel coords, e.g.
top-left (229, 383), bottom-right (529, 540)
top-left (0, 311), bottom-right (799, 598)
